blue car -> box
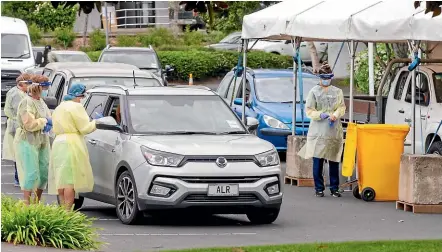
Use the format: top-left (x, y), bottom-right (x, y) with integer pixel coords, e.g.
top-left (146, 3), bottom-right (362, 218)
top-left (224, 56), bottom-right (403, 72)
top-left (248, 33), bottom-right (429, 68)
top-left (216, 69), bottom-right (319, 152)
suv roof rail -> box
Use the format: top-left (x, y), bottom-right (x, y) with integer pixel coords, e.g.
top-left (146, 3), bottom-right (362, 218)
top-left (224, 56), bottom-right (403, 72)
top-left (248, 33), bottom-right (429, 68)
top-left (105, 44), bottom-right (112, 49)
top-left (149, 45), bottom-right (153, 49)
top-left (91, 84), bottom-right (129, 95)
top-left (171, 85), bottom-right (212, 91)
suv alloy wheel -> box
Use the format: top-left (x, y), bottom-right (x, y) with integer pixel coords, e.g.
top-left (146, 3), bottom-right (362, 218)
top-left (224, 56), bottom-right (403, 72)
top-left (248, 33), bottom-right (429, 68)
top-left (115, 171), bottom-right (142, 224)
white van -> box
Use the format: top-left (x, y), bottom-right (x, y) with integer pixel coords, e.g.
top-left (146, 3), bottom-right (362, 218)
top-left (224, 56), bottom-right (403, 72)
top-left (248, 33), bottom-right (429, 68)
top-left (1, 16), bottom-right (42, 112)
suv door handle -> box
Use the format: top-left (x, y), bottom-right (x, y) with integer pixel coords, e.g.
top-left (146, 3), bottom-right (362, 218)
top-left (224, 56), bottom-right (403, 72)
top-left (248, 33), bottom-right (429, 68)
top-left (88, 139), bottom-right (97, 145)
top-left (398, 109), bottom-right (405, 113)
top-left (404, 118), bottom-right (412, 123)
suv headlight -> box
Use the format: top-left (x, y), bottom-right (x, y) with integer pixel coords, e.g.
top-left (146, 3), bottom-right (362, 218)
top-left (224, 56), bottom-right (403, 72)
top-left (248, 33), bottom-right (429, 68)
top-left (255, 149), bottom-right (280, 167)
top-left (140, 146), bottom-right (184, 167)
top-left (263, 115), bottom-right (289, 129)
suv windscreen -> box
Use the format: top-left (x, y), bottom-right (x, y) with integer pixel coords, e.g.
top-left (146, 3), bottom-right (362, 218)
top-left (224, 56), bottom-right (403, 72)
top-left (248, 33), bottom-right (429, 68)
top-left (70, 77), bottom-right (161, 90)
top-left (127, 95), bottom-right (246, 134)
top-left (54, 53), bottom-right (91, 62)
top-left (434, 73), bottom-right (442, 103)
top-left (254, 77), bottom-right (318, 103)
top-left (100, 51), bottom-right (160, 70)
top-left (1, 34), bottom-right (30, 59)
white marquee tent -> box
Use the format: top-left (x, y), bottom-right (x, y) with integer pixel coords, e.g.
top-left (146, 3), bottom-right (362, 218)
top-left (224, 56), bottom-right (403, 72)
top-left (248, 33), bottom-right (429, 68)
top-left (241, 0), bottom-right (442, 154)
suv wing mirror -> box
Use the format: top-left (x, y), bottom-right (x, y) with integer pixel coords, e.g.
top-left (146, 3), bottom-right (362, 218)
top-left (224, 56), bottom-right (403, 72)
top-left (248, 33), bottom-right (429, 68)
top-left (43, 96), bottom-right (58, 110)
top-left (96, 116), bottom-right (123, 132)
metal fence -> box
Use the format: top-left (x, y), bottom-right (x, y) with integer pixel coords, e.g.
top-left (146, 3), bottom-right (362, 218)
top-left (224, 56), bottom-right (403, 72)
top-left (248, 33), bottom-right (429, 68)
top-left (114, 7), bottom-right (170, 28)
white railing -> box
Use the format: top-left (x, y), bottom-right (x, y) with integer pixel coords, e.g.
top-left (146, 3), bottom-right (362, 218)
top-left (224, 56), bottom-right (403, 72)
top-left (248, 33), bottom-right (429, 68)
top-left (114, 8), bottom-right (170, 28)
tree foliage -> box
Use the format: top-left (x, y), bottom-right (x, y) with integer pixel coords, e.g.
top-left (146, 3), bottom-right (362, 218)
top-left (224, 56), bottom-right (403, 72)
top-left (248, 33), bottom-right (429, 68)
top-left (1, 1), bottom-right (78, 32)
top-left (414, 1), bottom-right (442, 17)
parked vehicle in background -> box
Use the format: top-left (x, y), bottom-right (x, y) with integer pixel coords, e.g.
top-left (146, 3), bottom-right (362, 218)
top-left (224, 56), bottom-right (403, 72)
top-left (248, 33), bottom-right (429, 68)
top-left (43, 66), bottom-right (163, 110)
top-left (217, 69), bottom-right (319, 151)
top-left (343, 63), bottom-right (442, 155)
top-left (98, 46), bottom-right (174, 85)
top-left (72, 85), bottom-right (282, 225)
top-left (1, 16), bottom-right (42, 109)
top-left (32, 46), bottom-right (46, 63)
top-left (47, 50), bottom-right (91, 63)
top-left (206, 31), bottom-right (328, 63)
top-left (25, 67), bottom-right (43, 75)
top-left (40, 62), bottom-right (140, 82)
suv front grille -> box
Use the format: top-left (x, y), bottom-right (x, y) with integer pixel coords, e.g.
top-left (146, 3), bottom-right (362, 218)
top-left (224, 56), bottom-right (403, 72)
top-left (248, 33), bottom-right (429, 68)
top-left (184, 194), bottom-right (258, 203)
top-left (180, 155), bottom-right (256, 165)
top-left (179, 176), bottom-right (264, 184)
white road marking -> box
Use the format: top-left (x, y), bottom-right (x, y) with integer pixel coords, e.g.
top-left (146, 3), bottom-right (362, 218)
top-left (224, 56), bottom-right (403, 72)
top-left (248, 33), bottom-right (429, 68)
top-left (2, 173), bottom-right (15, 175)
top-left (2, 182), bottom-right (15, 185)
top-left (96, 218), bottom-right (119, 221)
top-left (2, 192), bottom-right (49, 195)
top-left (100, 233), bottom-right (256, 236)
top-left (1, 164), bottom-right (15, 167)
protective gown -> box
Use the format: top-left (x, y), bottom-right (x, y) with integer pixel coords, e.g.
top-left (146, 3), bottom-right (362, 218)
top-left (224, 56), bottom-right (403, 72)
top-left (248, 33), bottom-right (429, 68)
top-left (298, 85), bottom-right (346, 162)
top-left (48, 100), bottom-right (96, 195)
top-left (14, 95), bottom-right (51, 191)
top-left (2, 87), bottom-right (26, 161)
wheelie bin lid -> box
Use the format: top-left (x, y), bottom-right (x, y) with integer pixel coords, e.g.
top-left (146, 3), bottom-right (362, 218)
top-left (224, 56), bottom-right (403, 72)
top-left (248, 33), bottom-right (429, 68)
top-left (357, 124), bottom-right (410, 132)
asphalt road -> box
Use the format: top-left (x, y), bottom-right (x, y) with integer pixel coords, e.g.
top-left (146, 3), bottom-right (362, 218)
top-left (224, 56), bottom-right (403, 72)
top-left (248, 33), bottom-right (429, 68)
top-left (1, 83), bottom-right (442, 251)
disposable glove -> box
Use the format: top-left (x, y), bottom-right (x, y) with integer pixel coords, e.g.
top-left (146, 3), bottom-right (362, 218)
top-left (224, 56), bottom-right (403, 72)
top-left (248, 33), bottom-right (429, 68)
top-left (92, 112), bottom-right (104, 119)
top-left (46, 117), bottom-right (52, 125)
top-left (320, 113), bottom-right (329, 120)
top-left (43, 123), bottom-right (52, 133)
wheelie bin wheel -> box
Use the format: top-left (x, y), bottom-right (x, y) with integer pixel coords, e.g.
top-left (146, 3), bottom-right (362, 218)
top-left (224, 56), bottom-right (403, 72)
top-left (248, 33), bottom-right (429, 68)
top-left (352, 185), bottom-right (361, 199)
top-left (361, 187), bottom-right (376, 202)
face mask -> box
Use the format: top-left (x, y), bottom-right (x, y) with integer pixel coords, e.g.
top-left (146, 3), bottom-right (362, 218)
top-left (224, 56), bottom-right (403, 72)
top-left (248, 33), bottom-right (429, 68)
top-left (321, 79), bottom-right (331, 86)
top-left (41, 90), bottom-right (49, 97)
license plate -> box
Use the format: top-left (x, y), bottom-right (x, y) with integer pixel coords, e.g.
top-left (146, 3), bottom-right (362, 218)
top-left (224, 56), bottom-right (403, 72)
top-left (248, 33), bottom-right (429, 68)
top-left (208, 184), bottom-right (239, 196)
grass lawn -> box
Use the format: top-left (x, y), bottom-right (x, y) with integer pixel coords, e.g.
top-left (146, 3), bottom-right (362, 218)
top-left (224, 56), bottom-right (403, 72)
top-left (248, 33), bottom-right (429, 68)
top-left (164, 240), bottom-right (442, 252)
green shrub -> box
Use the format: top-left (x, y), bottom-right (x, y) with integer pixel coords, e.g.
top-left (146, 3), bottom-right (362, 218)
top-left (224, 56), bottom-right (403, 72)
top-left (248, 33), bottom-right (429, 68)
top-left (205, 30), bottom-right (226, 44)
top-left (28, 23), bottom-right (42, 45)
top-left (53, 27), bottom-right (76, 48)
top-left (1, 195), bottom-right (101, 250)
top-left (137, 27), bottom-right (178, 47)
top-left (354, 43), bottom-right (391, 94)
top-left (158, 50), bottom-right (292, 81)
top-left (155, 45), bottom-right (215, 52)
top-left (116, 35), bottom-right (137, 47)
top-left (87, 51), bottom-right (102, 62)
top-left (182, 27), bottom-right (206, 46)
top-left (89, 29), bottom-right (106, 51)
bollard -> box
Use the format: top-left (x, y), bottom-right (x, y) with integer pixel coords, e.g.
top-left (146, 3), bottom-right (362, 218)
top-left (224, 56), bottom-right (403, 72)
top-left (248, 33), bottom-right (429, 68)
top-left (189, 73), bottom-right (193, 85)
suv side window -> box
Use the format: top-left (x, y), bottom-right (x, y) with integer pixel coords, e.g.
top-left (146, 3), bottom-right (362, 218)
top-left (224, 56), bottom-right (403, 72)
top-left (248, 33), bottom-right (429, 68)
top-left (393, 71), bottom-right (409, 100)
top-left (85, 94), bottom-right (108, 119)
top-left (405, 72), bottom-right (430, 106)
top-left (236, 79), bottom-right (251, 102)
top-left (48, 74), bottom-right (62, 97)
top-left (55, 76), bottom-right (66, 103)
top-left (217, 73), bottom-right (233, 98)
top-left (105, 96), bottom-right (122, 125)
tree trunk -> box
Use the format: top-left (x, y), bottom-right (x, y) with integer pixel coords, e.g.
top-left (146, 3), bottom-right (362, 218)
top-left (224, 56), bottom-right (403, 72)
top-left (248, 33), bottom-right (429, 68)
top-left (392, 43), bottom-right (409, 58)
top-left (169, 1), bottom-right (180, 34)
top-left (83, 13), bottom-right (89, 47)
top-left (307, 42), bottom-right (321, 72)
top-left (207, 2), bottom-right (215, 32)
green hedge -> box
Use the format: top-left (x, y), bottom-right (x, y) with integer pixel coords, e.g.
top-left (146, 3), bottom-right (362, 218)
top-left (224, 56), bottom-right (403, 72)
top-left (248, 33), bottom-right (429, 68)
top-left (87, 49), bottom-right (292, 81)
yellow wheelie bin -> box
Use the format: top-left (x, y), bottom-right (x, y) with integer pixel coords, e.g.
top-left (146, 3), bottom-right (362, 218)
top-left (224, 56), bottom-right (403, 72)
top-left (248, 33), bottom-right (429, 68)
top-left (342, 123), bottom-right (410, 202)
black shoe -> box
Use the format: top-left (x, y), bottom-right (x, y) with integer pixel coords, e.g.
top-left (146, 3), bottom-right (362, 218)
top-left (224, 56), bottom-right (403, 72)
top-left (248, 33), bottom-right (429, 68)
top-left (315, 191), bottom-right (324, 197)
top-left (331, 191), bottom-right (342, 197)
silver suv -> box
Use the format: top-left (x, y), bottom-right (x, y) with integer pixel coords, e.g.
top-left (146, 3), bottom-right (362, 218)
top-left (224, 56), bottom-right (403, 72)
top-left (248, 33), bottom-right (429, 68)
top-left (73, 85), bottom-right (283, 225)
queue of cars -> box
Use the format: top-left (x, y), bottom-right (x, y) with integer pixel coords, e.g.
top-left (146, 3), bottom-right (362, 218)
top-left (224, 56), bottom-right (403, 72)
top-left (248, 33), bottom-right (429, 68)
top-left (19, 60), bottom-right (283, 225)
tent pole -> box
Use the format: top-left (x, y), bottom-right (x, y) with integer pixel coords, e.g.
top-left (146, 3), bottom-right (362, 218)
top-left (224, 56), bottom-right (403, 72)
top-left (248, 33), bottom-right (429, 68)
top-left (291, 37), bottom-right (300, 136)
top-left (242, 39), bottom-right (248, 124)
top-left (348, 40), bottom-right (355, 123)
top-left (408, 40), bottom-right (417, 154)
top-left (368, 43), bottom-right (375, 96)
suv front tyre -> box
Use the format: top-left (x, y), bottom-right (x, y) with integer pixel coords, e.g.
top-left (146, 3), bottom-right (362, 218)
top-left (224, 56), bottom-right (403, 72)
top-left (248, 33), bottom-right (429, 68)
top-left (246, 207), bottom-right (280, 224)
top-left (115, 171), bottom-right (143, 224)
